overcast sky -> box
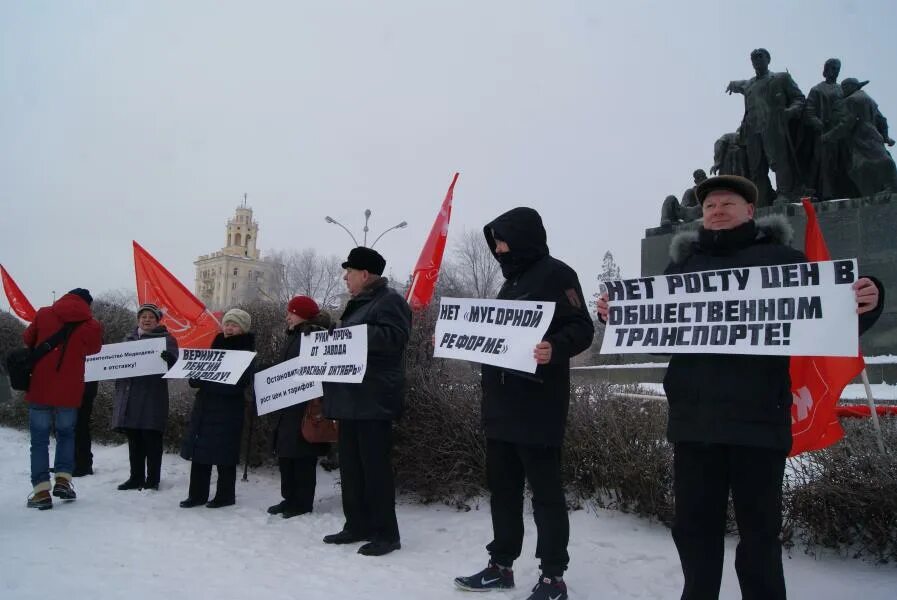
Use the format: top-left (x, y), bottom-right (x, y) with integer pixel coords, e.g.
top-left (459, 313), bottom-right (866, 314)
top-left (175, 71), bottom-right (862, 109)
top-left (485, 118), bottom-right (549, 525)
top-left (2, 0), bottom-right (896, 309)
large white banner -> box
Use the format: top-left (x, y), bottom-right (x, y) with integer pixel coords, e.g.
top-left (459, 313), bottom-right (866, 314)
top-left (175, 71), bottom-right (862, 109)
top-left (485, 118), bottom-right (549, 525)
top-left (600, 259), bottom-right (859, 356)
top-left (84, 338), bottom-right (168, 382)
top-left (433, 298), bottom-right (556, 373)
top-left (254, 358), bottom-right (323, 416)
top-left (293, 325), bottom-right (368, 383)
top-left (163, 348), bottom-right (256, 385)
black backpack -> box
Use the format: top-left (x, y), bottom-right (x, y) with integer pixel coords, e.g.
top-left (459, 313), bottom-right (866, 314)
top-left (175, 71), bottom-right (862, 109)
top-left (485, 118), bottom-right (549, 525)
top-left (6, 322), bottom-right (82, 392)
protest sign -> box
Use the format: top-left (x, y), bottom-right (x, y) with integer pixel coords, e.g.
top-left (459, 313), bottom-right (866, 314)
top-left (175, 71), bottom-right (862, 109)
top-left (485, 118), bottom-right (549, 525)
top-left (600, 259), bottom-right (859, 356)
top-left (254, 358), bottom-right (323, 416)
top-left (85, 337), bottom-right (168, 382)
top-left (433, 297), bottom-right (556, 373)
top-left (163, 348), bottom-right (256, 384)
top-left (292, 325), bottom-right (368, 383)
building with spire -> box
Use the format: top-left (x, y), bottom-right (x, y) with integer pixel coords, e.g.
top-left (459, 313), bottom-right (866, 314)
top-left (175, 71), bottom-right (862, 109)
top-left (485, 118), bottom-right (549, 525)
top-left (194, 196), bottom-right (278, 310)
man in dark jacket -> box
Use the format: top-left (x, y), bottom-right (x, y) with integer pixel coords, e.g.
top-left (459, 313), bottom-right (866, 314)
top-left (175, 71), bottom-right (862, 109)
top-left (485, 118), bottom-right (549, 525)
top-left (597, 175), bottom-right (884, 600)
top-left (23, 288), bottom-right (103, 509)
top-left (322, 246), bottom-right (411, 557)
top-left (455, 208), bottom-right (594, 600)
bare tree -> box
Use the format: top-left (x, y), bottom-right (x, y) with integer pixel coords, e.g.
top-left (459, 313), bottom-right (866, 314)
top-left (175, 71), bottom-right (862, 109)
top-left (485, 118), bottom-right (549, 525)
top-left (266, 248), bottom-right (344, 309)
top-left (449, 228), bottom-right (502, 298)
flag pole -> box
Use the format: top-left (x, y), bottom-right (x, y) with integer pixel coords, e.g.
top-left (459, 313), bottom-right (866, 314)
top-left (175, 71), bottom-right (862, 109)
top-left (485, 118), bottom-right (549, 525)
top-left (859, 368), bottom-right (886, 453)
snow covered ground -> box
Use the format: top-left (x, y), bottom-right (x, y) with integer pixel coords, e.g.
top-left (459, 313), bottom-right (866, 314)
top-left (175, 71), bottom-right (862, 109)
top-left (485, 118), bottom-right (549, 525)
top-left (1, 426), bottom-right (894, 600)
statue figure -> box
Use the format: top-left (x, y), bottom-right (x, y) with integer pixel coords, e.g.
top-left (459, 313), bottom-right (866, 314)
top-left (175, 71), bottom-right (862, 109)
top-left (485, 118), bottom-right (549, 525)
top-left (711, 131), bottom-right (747, 177)
top-left (805, 58), bottom-right (855, 200)
top-left (825, 78), bottom-right (897, 196)
top-left (680, 169), bottom-right (707, 221)
top-left (660, 195), bottom-right (682, 227)
top-left (727, 48), bottom-right (806, 206)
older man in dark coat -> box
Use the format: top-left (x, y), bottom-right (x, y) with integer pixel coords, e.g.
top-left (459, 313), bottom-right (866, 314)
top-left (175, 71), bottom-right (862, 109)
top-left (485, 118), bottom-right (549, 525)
top-left (322, 246), bottom-right (411, 557)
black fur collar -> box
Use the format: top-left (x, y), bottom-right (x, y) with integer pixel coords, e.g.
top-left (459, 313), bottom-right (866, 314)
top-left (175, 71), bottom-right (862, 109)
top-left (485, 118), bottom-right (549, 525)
top-left (211, 332), bottom-right (256, 351)
top-left (669, 215), bottom-right (793, 264)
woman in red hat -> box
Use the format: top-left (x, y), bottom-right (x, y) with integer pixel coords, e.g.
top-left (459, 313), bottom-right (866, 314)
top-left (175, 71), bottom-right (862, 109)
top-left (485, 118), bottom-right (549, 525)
top-left (266, 296), bottom-right (333, 518)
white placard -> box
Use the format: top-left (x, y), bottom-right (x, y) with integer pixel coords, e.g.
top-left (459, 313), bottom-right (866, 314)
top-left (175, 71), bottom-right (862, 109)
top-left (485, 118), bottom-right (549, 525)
top-left (254, 357), bottom-right (323, 416)
top-left (84, 338), bottom-right (168, 382)
top-left (600, 259), bottom-right (859, 356)
top-left (163, 348), bottom-right (256, 385)
top-left (433, 297), bottom-right (557, 373)
top-left (292, 325), bottom-right (368, 383)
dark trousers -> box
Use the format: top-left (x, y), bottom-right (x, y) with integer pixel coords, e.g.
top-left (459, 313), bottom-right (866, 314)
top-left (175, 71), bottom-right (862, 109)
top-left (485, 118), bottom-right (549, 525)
top-left (745, 134), bottom-right (776, 207)
top-left (74, 394), bottom-right (94, 473)
top-left (124, 428), bottom-right (164, 485)
top-left (672, 442), bottom-right (787, 600)
top-left (279, 456), bottom-right (318, 512)
top-left (188, 462), bottom-right (236, 503)
top-left (337, 419), bottom-right (399, 543)
top-left (486, 438), bottom-right (569, 577)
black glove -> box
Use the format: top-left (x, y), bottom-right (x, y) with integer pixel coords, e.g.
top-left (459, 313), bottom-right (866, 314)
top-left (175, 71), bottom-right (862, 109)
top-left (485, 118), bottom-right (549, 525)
top-left (160, 350), bottom-right (177, 368)
top-left (188, 378), bottom-right (202, 389)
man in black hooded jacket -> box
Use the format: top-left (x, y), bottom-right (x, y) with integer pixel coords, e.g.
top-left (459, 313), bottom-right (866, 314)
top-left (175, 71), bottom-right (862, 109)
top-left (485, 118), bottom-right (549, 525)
top-left (597, 175), bottom-right (883, 600)
top-left (455, 207), bottom-right (594, 600)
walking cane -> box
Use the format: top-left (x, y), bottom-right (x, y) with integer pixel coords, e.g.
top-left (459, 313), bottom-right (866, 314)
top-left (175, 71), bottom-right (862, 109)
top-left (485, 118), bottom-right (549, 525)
top-left (242, 388), bottom-right (257, 482)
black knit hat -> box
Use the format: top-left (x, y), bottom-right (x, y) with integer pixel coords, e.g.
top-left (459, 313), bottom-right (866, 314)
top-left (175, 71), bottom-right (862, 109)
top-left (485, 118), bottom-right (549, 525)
top-left (68, 288), bottom-right (93, 305)
top-left (341, 247), bottom-right (386, 276)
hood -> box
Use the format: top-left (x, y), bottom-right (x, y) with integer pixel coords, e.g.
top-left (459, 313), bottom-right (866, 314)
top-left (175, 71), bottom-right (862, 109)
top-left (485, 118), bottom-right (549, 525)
top-left (51, 293), bottom-right (94, 323)
top-left (669, 214), bottom-right (793, 264)
top-left (484, 207), bottom-right (549, 278)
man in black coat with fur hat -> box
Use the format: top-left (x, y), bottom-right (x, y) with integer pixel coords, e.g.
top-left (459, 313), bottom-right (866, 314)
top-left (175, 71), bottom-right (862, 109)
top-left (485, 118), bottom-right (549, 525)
top-left (597, 175), bottom-right (884, 600)
top-left (454, 207), bottom-right (594, 600)
top-left (322, 246), bottom-right (411, 557)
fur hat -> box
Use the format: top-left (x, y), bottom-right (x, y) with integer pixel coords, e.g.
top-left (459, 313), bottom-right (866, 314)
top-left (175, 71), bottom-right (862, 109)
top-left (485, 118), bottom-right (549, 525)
top-left (137, 303), bottom-right (163, 321)
top-left (222, 308), bottom-right (251, 332)
top-left (287, 295), bottom-right (320, 320)
top-left (341, 246), bottom-right (386, 276)
top-left (695, 175), bottom-right (758, 205)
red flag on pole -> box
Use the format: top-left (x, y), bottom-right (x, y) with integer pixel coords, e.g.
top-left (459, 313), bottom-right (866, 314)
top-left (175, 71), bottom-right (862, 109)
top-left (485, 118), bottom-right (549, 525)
top-left (133, 241), bottom-right (220, 349)
top-left (0, 264), bottom-right (37, 322)
top-left (788, 199), bottom-right (864, 456)
top-left (405, 173), bottom-right (459, 310)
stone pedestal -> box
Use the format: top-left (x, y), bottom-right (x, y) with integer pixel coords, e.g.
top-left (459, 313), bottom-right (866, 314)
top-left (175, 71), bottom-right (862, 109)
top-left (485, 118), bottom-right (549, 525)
top-left (641, 193), bottom-right (897, 356)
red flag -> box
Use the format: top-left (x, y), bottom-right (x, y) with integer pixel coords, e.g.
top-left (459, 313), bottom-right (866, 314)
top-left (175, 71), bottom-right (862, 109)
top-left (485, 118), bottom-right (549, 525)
top-left (788, 199), bottom-right (864, 456)
top-left (405, 173), bottom-right (459, 310)
top-left (0, 264), bottom-right (37, 322)
top-left (133, 241), bottom-right (220, 349)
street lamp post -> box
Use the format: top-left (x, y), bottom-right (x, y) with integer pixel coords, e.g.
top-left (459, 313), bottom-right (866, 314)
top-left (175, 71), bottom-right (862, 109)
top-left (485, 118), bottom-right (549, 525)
top-left (324, 211), bottom-right (407, 249)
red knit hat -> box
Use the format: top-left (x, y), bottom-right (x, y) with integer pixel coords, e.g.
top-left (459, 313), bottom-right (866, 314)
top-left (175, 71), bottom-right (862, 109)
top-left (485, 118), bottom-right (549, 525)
top-left (288, 295), bottom-right (320, 319)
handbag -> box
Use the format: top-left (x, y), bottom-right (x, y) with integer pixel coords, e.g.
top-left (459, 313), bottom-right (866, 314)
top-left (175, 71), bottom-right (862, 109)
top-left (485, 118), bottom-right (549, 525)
top-left (301, 398), bottom-right (338, 444)
top-left (6, 322), bottom-right (81, 392)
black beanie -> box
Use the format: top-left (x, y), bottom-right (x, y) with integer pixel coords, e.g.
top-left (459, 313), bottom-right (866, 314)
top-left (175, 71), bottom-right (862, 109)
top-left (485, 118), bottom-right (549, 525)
top-left (68, 288), bottom-right (93, 306)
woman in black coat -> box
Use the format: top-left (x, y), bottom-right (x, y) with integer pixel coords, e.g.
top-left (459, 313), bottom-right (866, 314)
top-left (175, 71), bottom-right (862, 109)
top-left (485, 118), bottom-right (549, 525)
top-left (112, 303), bottom-right (178, 490)
top-left (179, 309), bottom-right (255, 508)
top-left (267, 296), bottom-right (332, 518)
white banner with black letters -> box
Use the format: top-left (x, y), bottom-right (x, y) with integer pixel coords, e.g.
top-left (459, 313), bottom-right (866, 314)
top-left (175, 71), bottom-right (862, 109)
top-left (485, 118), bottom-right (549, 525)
top-left (254, 358), bottom-right (323, 416)
top-left (433, 297), bottom-right (556, 373)
top-left (599, 259), bottom-right (859, 356)
top-left (163, 348), bottom-right (256, 385)
top-left (84, 337), bottom-right (168, 382)
top-left (291, 325), bottom-right (368, 383)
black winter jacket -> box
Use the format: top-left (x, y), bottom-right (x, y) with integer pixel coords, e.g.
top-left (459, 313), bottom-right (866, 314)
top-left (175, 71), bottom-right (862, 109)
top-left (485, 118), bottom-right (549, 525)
top-left (323, 278), bottom-right (412, 421)
top-left (481, 207), bottom-right (595, 447)
top-left (180, 332), bottom-right (255, 465)
top-left (273, 314), bottom-right (331, 458)
top-left (663, 216), bottom-right (884, 451)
